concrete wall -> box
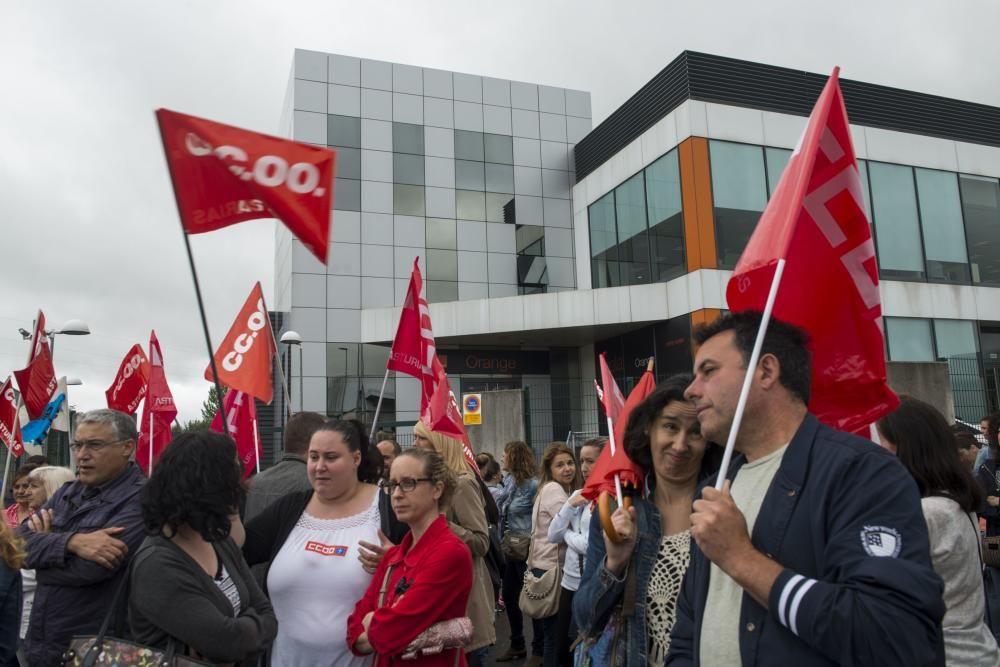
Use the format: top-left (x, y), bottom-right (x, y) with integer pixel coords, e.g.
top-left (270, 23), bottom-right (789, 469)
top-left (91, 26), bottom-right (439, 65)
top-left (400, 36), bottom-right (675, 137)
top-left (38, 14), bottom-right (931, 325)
top-left (887, 361), bottom-right (954, 421)
top-left (464, 389), bottom-right (525, 459)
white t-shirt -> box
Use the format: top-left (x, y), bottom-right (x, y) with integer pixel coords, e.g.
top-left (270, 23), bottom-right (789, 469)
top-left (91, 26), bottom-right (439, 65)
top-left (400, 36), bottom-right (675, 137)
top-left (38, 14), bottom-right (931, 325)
top-left (700, 445), bottom-right (788, 666)
top-left (268, 489), bottom-right (380, 667)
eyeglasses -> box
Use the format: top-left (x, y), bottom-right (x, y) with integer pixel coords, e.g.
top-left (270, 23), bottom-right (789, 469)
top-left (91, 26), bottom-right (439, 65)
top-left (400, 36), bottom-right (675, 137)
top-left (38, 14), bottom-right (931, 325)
top-left (384, 478), bottom-right (435, 494)
top-left (70, 439), bottom-right (128, 453)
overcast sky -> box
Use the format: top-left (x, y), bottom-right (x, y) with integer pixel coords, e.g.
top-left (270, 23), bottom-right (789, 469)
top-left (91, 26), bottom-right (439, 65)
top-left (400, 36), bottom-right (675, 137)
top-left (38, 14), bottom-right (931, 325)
top-left (1, 0), bottom-right (997, 424)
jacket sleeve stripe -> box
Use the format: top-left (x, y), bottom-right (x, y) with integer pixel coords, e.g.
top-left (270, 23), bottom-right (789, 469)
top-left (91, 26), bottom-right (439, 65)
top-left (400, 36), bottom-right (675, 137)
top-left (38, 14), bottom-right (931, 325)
top-left (777, 574), bottom-right (805, 627)
top-left (789, 578), bottom-right (818, 636)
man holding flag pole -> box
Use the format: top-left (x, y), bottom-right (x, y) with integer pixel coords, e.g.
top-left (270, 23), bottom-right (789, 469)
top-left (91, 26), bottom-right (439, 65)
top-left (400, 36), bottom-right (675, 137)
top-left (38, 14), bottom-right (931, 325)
top-left (665, 70), bottom-right (945, 665)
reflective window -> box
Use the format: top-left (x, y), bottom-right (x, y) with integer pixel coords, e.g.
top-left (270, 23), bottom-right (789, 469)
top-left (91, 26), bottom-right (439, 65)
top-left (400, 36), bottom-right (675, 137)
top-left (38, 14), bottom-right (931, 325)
top-left (517, 255), bottom-right (548, 292)
top-left (426, 280), bottom-right (458, 303)
top-left (486, 192), bottom-right (515, 224)
top-left (392, 122), bottom-right (424, 155)
top-left (589, 192), bottom-right (619, 287)
top-left (426, 218), bottom-right (456, 250)
top-left (328, 115), bottom-right (361, 149)
top-left (764, 147), bottom-right (792, 198)
top-left (426, 249), bottom-right (458, 281)
top-left (485, 164), bottom-right (515, 194)
top-left (933, 319), bottom-right (978, 358)
top-left (456, 190), bottom-right (486, 221)
top-left (485, 134), bottom-right (514, 165)
top-left (516, 224), bottom-right (545, 256)
top-left (455, 160), bottom-right (485, 191)
top-left (393, 153), bottom-right (424, 186)
top-left (857, 159), bottom-right (873, 219)
top-left (615, 174), bottom-right (651, 285)
top-left (915, 168), bottom-right (969, 283)
top-left (393, 184), bottom-right (425, 216)
top-left (334, 178), bottom-right (361, 211)
top-left (454, 130), bottom-right (484, 162)
top-left (960, 175), bottom-right (1000, 285)
top-left (885, 317), bottom-right (935, 361)
top-left (645, 150), bottom-right (684, 282)
top-left (869, 162), bottom-right (925, 280)
top-left (332, 146), bottom-right (361, 180)
top-left (710, 141), bottom-right (767, 269)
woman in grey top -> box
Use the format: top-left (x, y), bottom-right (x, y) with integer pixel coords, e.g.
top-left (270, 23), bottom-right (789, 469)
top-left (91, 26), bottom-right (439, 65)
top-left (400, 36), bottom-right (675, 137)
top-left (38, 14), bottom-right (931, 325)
top-left (878, 397), bottom-right (1000, 666)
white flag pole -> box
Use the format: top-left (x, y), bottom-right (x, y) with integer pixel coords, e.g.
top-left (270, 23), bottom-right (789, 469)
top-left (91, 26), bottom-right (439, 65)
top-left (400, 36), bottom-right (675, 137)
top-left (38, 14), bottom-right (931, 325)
top-left (0, 393), bottom-right (23, 503)
top-left (149, 410), bottom-right (154, 475)
top-left (605, 416), bottom-right (625, 507)
top-left (715, 258), bottom-right (787, 491)
top-left (370, 368), bottom-right (390, 434)
top-left (252, 417), bottom-right (261, 474)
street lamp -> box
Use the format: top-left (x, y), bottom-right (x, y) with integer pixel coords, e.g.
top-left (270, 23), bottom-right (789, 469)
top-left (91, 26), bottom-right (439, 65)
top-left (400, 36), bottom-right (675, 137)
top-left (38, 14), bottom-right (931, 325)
top-left (18, 318), bottom-right (91, 358)
top-left (280, 331), bottom-right (303, 412)
top-left (338, 346), bottom-right (349, 417)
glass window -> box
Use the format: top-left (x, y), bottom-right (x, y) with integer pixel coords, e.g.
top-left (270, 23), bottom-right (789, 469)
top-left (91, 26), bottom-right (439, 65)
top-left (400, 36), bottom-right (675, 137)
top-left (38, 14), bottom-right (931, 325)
top-left (455, 160), bottom-right (485, 191)
top-left (589, 192), bottom-right (619, 287)
top-left (857, 159), bottom-right (873, 220)
top-left (393, 153), bottom-right (424, 186)
top-left (392, 122), bottom-right (423, 155)
top-left (915, 169), bottom-right (969, 283)
top-left (645, 150), bottom-right (685, 282)
top-left (764, 148), bottom-right (792, 198)
top-left (485, 164), bottom-right (515, 194)
top-left (362, 344), bottom-right (391, 376)
top-left (426, 218), bottom-right (457, 250)
top-left (959, 175), bottom-right (1000, 285)
top-left (332, 146), bottom-right (361, 180)
top-left (326, 343), bottom-right (359, 376)
top-left (456, 190), bottom-right (486, 221)
top-left (933, 319), bottom-right (988, 421)
top-left (709, 141), bottom-right (767, 269)
top-left (328, 115), bottom-right (361, 149)
top-left (486, 192), bottom-right (515, 224)
top-left (517, 255), bottom-right (548, 291)
top-left (516, 224), bottom-right (545, 256)
top-left (454, 130), bottom-right (485, 161)
top-left (426, 249), bottom-right (458, 281)
top-left (426, 280), bottom-right (458, 303)
top-left (334, 178), bottom-right (361, 211)
top-left (869, 162), bottom-right (925, 280)
top-left (933, 319), bottom-right (978, 359)
top-left (885, 317), bottom-right (935, 361)
top-left (615, 174), bottom-right (651, 285)
top-left (485, 134), bottom-right (514, 165)
top-left (393, 184), bottom-right (425, 216)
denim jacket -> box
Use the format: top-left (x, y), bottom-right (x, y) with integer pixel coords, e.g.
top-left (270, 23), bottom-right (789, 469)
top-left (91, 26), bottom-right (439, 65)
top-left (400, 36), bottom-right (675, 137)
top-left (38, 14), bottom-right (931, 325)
top-left (573, 496), bottom-right (662, 666)
top-left (505, 478), bottom-right (538, 535)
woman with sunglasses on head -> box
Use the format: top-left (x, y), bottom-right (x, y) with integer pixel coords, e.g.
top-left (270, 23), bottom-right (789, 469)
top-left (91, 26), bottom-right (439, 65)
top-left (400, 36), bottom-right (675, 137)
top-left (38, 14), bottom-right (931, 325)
top-left (348, 448), bottom-right (473, 665)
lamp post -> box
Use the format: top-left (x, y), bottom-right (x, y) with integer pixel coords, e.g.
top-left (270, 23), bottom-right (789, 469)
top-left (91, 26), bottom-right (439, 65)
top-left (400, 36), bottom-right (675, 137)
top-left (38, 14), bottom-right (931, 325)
top-left (19, 319), bottom-right (91, 358)
top-left (280, 331), bottom-right (303, 412)
top-left (338, 346), bottom-right (349, 417)
top-left (65, 378), bottom-right (82, 468)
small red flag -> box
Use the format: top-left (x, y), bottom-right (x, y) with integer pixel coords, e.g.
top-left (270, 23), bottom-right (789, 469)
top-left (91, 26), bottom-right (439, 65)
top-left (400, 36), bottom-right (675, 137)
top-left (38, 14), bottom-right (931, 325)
top-left (0, 377), bottom-right (24, 458)
top-left (137, 331), bottom-right (178, 475)
top-left (726, 69), bottom-right (898, 434)
top-left (156, 109), bottom-right (336, 263)
top-left (210, 390), bottom-right (260, 479)
top-left (13, 311), bottom-right (58, 420)
top-left (387, 259), bottom-right (428, 379)
top-left (105, 344), bottom-right (151, 415)
top-left (206, 282), bottom-right (276, 403)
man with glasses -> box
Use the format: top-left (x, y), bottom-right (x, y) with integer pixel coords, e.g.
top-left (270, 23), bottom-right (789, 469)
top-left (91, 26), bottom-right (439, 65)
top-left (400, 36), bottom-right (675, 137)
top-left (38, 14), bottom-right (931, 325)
top-left (19, 409), bottom-right (146, 667)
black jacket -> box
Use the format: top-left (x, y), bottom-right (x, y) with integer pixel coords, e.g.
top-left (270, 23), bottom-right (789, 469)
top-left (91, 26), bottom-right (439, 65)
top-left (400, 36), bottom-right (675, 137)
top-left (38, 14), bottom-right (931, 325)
top-left (0, 563), bottom-right (19, 667)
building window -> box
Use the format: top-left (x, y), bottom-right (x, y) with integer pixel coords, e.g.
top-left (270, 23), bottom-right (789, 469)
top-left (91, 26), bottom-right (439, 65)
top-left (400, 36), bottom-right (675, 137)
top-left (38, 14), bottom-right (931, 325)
top-left (393, 184), bottom-right (425, 216)
top-left (456, 189), bottom-right (486, 221)
top-left (332, 146), bottom-right (361, 180)
top-left (426, 218), bottom-right (457, 250)
top-left (426, 280), bottom-right (458, 303)
top-left (615, 173), bottom-right (652, 285)
top-left (485, 192), bottom-right (515, 224)
top-left (328, 115), bottom-right (361, 148)
top-left (869, 162), bottom-right (925, 281)
top-left (764, 147), bottom-right (792, 198)
top-left (393, 153), bottom-right (424, 186)
top-left (392, 122), bottom-right (424, 155)
top-left (426, 249), bottom-right (458, 281)
top-left (589, 191), bottom-right (619, 287)
top-left (709, 141), bottom-right (767, 269)
top-left (645, 150), bottom-right (684, 281)
top-left (517, 225), bottom-right (547, 293)
top-left (454, 130), bottom-right (485, 162)
top-left (455, 160), bottom-right (485, 191)
top-left (885, 317), bottom-right (935, 362)
top-left (334, 178), bottom-right (361, 212)
top-left (959, 175), bottom-right (1000, 286)
top-left (485, 133), bottom-right (514, 165)
top-left (915, 168), bottom-right (969, 283)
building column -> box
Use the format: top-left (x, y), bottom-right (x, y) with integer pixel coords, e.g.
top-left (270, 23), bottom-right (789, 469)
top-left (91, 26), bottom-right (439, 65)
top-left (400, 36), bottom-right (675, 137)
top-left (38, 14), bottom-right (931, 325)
top-left (678, 137), bottom-right (717, 272)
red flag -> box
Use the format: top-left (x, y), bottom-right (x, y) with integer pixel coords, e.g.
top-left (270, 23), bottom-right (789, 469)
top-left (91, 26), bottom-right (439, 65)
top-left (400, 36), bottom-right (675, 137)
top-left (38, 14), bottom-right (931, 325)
top-left (13, 311), bottom-right (57, 420)
top-left (105, 344), bottom-right (151, 414)
top-left (156, 109), bottom-right (336, 263)
top-left (421, 356), bottom-right (479, 474)
top-left (206, 282), bottom-right (276, 403)
top-left (387, 259), bottom-right (428, 379)
top-left (726, 69), bottom-right (898, 434)
top-left (581, 354), bottom-right (649, 501)
top-left (136, 331), bottom-right (178, 475)
top-left (210, 390), bottom-right (260, 479)
top-left (0, 377), bottom-right (24, 458)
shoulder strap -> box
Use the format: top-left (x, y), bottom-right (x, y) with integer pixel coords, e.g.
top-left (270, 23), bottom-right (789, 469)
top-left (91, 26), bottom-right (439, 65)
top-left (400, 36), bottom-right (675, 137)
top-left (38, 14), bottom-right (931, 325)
top-left (377, 564), bottom-right (396, 608)
top-left (81, 566), bottom-right (131, 667)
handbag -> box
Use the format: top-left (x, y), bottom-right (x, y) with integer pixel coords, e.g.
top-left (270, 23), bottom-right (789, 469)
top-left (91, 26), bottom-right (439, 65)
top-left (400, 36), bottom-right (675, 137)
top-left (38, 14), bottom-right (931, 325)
top-left (519, 562), bottom-right (562, 619)
top-left (572, 611), bottom-right (627, 667)
top-left (377, 564), bottom-right (472, 661)
top-left (501, 531), bottom-right (531, 561)
top-left (63, 572), bottom-right (210, 667)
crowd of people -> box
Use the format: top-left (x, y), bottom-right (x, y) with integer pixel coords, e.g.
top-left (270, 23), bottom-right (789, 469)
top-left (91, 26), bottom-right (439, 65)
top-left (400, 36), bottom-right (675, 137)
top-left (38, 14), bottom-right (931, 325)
top-left (1, 310), bottom-right (1000, 666)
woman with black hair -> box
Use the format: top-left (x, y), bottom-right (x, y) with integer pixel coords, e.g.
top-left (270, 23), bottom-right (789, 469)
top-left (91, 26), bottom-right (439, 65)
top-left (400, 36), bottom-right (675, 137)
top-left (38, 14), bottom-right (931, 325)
top-left (878, 397), bottom-right (1000, 664)
top-left (573, 375), bottom-right (721, 666)
top-left (243, 419), bottom-right (384, 666)
top-left (129, 432), bottom-right (277, 665)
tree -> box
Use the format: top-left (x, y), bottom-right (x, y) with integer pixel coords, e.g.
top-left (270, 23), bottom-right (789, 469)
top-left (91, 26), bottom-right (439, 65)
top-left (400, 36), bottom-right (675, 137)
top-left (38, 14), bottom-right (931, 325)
top-left (172, 385), bottom-right (227, 436)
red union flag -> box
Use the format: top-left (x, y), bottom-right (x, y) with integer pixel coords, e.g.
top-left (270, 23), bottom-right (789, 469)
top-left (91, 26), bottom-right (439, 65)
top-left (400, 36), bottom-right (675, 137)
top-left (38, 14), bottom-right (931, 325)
top-left (137, 331), bottom-right (178, 474)
top-left (13, 310), bottom-right (58, 420)
top-left (206, 282), bottom-right (276, 403)
top-left (726, 68), bottom-right (898, 433)
top-left (156, 109), bottom-right (336, 263)
top-left (105, 344), bottom-right (151, 414)
top-left (0, 377), bottom-right (24, 458)
top-left (210, 389), bottom-right (260, 479)
top-left (386, 259), bottom-right (428, 379)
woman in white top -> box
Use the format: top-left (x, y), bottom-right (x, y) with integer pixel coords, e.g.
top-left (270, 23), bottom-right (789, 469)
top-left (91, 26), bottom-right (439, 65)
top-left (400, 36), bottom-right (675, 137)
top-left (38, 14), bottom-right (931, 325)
top-left (877, 396), bottom-right (1000, 666)
top-left (527, 442), bottom-right (580, 667)
top-left (548, 438), bottom-right (604, 666)
top-left (244, 419), bottom-right (385, 667)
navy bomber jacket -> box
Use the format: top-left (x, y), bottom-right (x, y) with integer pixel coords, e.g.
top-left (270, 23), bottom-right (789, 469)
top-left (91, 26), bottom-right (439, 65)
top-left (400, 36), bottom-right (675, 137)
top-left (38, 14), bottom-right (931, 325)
top-left (666, 414), bottom-right (946, 666)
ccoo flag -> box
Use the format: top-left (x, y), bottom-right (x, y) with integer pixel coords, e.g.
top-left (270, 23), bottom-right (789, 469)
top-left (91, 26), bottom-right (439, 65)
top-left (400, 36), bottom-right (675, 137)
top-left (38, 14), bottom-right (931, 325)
top-left (726, 68), bottom-right (897, 434)
top-left (156, 109), bottom-right (337, 263)
top-left (206, 282), bottom-right (276, 403)
top-left (210, 389), bottom-right (260, 479)
top-left (0, 377), bottom-right (24, 458)
top-left (106, 344), bottom-right (151, 414)
top-left (13, 311), bottom-right (58, 420)
top-left (136, 331), bottom-right (178, 474)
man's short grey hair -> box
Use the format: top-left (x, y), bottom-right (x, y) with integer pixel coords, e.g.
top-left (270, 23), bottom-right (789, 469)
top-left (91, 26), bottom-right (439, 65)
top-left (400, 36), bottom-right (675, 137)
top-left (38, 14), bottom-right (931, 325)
top-left (76, 409), bottom-right (139, 442)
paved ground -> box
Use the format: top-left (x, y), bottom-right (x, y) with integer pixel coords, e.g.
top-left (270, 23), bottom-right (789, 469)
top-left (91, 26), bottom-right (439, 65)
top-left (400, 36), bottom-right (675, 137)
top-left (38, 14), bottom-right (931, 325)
top-left (484, 603), bottom-right (536, 666)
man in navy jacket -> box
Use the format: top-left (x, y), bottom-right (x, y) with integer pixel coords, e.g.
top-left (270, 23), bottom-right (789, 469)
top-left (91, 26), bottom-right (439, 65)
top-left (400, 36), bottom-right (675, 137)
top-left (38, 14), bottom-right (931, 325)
top-left (667, 311), bottom-right (944, 666)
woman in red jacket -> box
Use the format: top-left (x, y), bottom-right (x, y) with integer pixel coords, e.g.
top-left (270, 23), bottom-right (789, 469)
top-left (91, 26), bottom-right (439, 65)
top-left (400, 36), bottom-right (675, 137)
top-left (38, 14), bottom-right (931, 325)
top-left (348, 448), bottom-right (473, 665)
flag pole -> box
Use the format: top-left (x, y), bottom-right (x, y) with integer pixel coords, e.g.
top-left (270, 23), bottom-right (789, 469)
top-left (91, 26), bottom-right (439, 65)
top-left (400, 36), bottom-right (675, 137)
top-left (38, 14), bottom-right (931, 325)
top-left (1, 395), bottom-right (25, 503)
top-left (605, 416), bottom-right (625, 507)
top-left (252, 417), bottom-right (261, 474)
top-left (264, 316), bottom-right (293, 418)
top-left (714, 259), bottom-right (787, 491)
top-left (370, 369), bottom-right (390, 434)
top-left (149, 410), bottom-right (154, 475)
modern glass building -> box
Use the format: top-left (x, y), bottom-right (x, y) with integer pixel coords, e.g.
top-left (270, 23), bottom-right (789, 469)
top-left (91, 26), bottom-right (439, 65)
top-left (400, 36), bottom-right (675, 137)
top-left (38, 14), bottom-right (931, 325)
top-left (272, 49), bottom-right (1000, 451)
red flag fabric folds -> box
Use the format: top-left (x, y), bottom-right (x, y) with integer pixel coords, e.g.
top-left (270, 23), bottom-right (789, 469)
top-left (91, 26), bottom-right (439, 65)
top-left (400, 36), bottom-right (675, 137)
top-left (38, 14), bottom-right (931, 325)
top-left (210, 390), bottom-right (260, 480)
top-left (136, 331), bottom-right (178, 475)
top-left (156, 109), bottom-right (336, 263)
top-left (0, 377), bottom-right (24, 458)
top-left (725, 69), bottom-right (898, 434)
top-left (105, 344), bottom-right (150, 414)
top-left (206, 282), bottom-right (276, 403)
top-left (386, 259), bottom-right (427, 379)
top-left (13, 311), bottom-right (57, 420)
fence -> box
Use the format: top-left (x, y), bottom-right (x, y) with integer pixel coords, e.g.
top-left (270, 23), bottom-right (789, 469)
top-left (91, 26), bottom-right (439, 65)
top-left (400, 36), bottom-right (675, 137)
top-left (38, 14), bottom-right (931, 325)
top-left (948, 355), bottom-right (1000, 422)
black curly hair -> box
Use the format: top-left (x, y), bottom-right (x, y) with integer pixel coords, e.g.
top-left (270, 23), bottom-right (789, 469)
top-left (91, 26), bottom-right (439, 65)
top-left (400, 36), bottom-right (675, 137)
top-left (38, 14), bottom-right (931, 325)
top-left (623, 374), bottom-right (721, 487)
top-left (313, 419), bottom-right (383, 484)
top-left (141, 432), bottom-right (243, 542)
